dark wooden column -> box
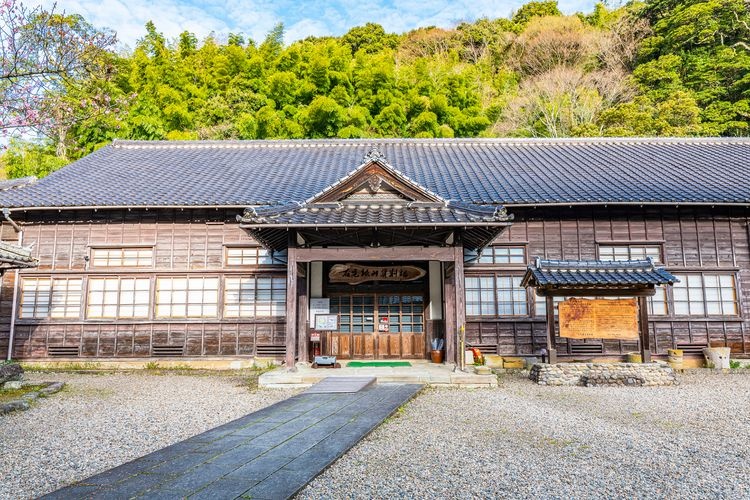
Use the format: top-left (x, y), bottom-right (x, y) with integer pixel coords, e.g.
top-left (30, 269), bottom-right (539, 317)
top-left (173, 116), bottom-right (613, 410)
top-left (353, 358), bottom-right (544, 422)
top-left (296, 264), bottom-right (309, 364)
top-left (545, 295), bottom-right (557, 364)
top-left (638, 295), bottom-right (651, 363)
top-left (285, 247), bottom-right (298, 369)
top-left (444, 264), bottom-right (456, 365)
top-left (453, 246), bottom-right (465, 366)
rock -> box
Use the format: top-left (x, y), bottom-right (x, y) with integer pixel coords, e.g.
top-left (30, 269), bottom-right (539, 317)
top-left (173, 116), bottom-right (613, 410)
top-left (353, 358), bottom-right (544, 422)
top-left (3, 380), bottom-right (22, 390)
top-left (0, 399), bottom-right (29, 415)
top-left (0, 363), bottom-right (23, 384)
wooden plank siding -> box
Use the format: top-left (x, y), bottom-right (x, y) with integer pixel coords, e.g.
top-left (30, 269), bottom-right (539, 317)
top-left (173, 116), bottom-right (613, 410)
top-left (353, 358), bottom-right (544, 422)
top-left (464, 206), bottom-right (750, 358)
top-left (2, 205), bottom-right (750, 360)
top-left (0, 210), bottom-right (287, 359)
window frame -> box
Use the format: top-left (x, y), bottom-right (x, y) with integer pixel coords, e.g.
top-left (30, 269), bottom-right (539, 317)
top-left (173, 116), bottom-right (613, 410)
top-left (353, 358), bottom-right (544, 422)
top-left (671, 272), bottom-right (740, 319)
top-left (16, 276), bottom-right (85, 321)
top-left (19, 277), bottom-right (83, 320)
top-left (86, 276), bottom-right (152, 319)
top-left (465, 273), bottom-right (529, 318)
top-left (155, 276), bottom-right (220, 319)
top-left (596, 242), bottom-right (664, 264)
top-left (223, 245), bottom-right (280, 267)
top-left (476, 244), bottom-right (527, 266)
top-left (89, 245), bottom-right (155, 268)
top-left (223, 275), bottom-right (287, 318)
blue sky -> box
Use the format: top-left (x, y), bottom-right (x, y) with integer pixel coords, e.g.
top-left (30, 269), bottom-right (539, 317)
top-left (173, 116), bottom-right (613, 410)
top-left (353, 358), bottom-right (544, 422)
top-left (52, 0), bottom-right (600, 48)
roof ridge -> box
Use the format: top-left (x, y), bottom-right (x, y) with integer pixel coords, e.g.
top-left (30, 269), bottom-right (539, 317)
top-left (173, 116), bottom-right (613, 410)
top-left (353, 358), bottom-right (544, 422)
top-left (109, 137), bottom-right (750, 149)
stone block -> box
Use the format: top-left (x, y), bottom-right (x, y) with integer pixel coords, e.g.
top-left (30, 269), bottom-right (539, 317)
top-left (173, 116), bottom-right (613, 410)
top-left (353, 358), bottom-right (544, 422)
top-left (484, 355), bottom-right (503, 368)
top-left (502, 357), bottom-right (525, 369)
top-left (529, 362), bottom-right (677, 387)
top-left (0, 363), bottom-right (23, 384)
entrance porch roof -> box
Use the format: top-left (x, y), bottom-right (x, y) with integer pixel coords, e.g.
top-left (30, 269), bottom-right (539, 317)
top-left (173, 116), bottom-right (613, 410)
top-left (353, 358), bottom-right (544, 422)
top-left (522, 258), bottom-right (678, 290)
top-left (238, 148), bottom-right (512, 252)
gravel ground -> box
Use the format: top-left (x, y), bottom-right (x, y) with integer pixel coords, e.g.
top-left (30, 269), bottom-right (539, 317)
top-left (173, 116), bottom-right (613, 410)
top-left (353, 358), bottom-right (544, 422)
top-left (299, 371), bottom-right (750, 499)
top-left (0, 371), bottom-right (295, 499)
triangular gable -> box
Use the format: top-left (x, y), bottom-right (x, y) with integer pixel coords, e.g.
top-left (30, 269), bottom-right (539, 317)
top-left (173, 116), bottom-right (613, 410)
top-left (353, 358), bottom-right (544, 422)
top-left (307, 148), bottom-right (445, 204)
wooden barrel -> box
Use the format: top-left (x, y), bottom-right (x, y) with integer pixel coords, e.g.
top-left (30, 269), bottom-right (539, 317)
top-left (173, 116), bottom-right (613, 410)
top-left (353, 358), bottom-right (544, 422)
top-left (667, 349), bottom-right (684, 369)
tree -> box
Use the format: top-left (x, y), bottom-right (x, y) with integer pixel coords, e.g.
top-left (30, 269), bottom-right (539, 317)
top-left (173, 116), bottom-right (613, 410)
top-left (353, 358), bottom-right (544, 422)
top-left (342, 23), bottom-right (399, 54)
top-left (635, 0), bottom-right (750, 135)
top-left (513, 16), bottom-right (599, 76)
top-left (512, 1), bottom-right (562, 29)
top-left (0, 0), bottom-right (117, 141)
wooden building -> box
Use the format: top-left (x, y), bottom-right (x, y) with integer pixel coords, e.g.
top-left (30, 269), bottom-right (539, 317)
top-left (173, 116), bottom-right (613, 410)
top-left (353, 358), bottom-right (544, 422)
top-left (1, 138), bottom-right (750, 365)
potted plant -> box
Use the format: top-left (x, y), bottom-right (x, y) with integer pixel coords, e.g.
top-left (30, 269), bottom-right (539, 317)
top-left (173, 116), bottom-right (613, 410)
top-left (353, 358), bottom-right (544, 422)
top-left (430, 338), bottom-right (444, 363)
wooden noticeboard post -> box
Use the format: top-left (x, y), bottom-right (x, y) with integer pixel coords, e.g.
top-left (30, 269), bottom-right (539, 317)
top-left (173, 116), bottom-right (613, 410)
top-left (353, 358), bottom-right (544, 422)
top-left (539, 289), bottom-right (654, 364)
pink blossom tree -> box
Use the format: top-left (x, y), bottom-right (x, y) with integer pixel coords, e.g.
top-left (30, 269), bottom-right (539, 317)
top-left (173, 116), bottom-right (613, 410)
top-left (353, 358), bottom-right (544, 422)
top-left (0, 0), bottom-right (118, 157)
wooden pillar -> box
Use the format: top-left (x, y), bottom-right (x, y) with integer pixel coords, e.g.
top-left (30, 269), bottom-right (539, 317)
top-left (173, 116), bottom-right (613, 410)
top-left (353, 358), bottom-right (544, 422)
top-left (454, 246), bottom-right (465, 367)
top-left (638, 295), bottom-right (651, 363)
top-left (444, 264), bottom-right (456, 365)
top-left (285, 247), bottom-right (298, 369)
top-left (296, 266), bottom-right (308, 364)
top-left (545, 295), bottom-right (557, 364)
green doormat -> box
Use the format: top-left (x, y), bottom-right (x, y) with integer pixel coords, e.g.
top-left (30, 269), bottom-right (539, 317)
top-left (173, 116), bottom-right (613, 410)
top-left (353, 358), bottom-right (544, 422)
top-left (346, 361), bottom-right (412, 368)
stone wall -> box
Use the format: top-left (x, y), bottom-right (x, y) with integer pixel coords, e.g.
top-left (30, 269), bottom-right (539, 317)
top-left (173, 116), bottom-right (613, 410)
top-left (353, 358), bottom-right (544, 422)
top-left (529, 362), bottom-right (678, 386)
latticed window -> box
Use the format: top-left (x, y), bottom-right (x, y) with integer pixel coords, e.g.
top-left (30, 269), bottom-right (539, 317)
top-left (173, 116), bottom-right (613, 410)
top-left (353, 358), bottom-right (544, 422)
top-left (156, 277), bottom-right (219, 318)
top-left (673, 273), bottom-right (738, 316)
top-left (91, 247), bottom-right (153, 267)
top-left (87, 277), bottom-right (150, 318)
top-left (225, 247), bottom-right (274, 265)
top-left (534, 295), bottom-right (565, 317)
top-left (465, 275), bottom-right (527, 316)
top-left (21, 277), bottom-right (83, 319)
top-left (648, 286), bottom-right (668, 316)
top-left (598, 244), bottom-right (662, 264)
top-left (477, 246), bottom-right (525, 264)
top-left (224, 277), bottom-right (286, 317)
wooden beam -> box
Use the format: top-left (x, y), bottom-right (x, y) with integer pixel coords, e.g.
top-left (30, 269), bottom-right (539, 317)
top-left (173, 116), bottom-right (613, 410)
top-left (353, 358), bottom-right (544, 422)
top-left (545, 295), bottom-right (557, 364)
top-left (536, 288), bottom-right (656, 297)
top-left (444, 264), bottom-right (456, 365)
top-left (638, 295), bottom-right (651, 363)
top-left (285, 247), bottom-right (298, 369)
top-left (296, 265), bottom-right (308, 364)
top-left (454, 246), bottom-right (465, 367)
top-left (295, 246), bottom-right (456, 262)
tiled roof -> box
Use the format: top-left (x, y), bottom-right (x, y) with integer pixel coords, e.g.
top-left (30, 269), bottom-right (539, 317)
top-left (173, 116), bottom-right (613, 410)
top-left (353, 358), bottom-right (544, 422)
top-left (0, 241), bottom-right (38, 269)
top-left (2, 138), bottom-right (750, 209)
top-left (239, 201), bottom-right (511, 226)
top-left (522, 259), bottom-right (678, 288)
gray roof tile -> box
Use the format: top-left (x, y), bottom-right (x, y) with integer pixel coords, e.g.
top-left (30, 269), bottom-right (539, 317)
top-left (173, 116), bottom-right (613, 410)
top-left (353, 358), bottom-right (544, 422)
top-left (0, 241), bottom-right (37, 269)
top-left (522, 259), bottom-right (678, 288)
top-left (2, 138), bottom-right (750, 209)
top-left (239, 201), bottom-right (511, 226)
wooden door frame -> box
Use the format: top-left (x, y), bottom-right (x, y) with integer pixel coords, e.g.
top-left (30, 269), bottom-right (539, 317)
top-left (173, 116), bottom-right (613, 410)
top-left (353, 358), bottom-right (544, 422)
top-left (326, 291), bottom-right (426, 359)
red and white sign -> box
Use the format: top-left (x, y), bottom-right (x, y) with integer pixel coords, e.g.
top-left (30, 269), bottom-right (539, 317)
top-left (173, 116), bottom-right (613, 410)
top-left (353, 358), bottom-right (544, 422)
top-left (378, 316), bottom-right (389, 332)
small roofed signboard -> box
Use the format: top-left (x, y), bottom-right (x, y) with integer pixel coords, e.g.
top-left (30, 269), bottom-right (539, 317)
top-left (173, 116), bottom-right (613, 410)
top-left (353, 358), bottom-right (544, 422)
top-left (558, 298), bottom-right (639, 340)
top-left (329, 263), bottom-right (425, 285)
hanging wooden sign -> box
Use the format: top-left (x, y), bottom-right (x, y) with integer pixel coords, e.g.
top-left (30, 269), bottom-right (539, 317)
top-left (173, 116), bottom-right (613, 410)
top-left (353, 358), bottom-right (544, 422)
top-left (558, 298), bottom-right (639, 340)
top-left (329, 263), bottom-right (426, 285)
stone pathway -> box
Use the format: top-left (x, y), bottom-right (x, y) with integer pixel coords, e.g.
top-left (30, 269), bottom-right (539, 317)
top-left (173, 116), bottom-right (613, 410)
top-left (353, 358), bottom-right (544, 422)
top-left (43, 380), bottom-right (422, 500)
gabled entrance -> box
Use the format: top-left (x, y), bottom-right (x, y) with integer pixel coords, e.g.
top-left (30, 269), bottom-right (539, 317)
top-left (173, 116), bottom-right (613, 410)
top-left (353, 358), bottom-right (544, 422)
top-left (237, 148), bottom-right (514, 368)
